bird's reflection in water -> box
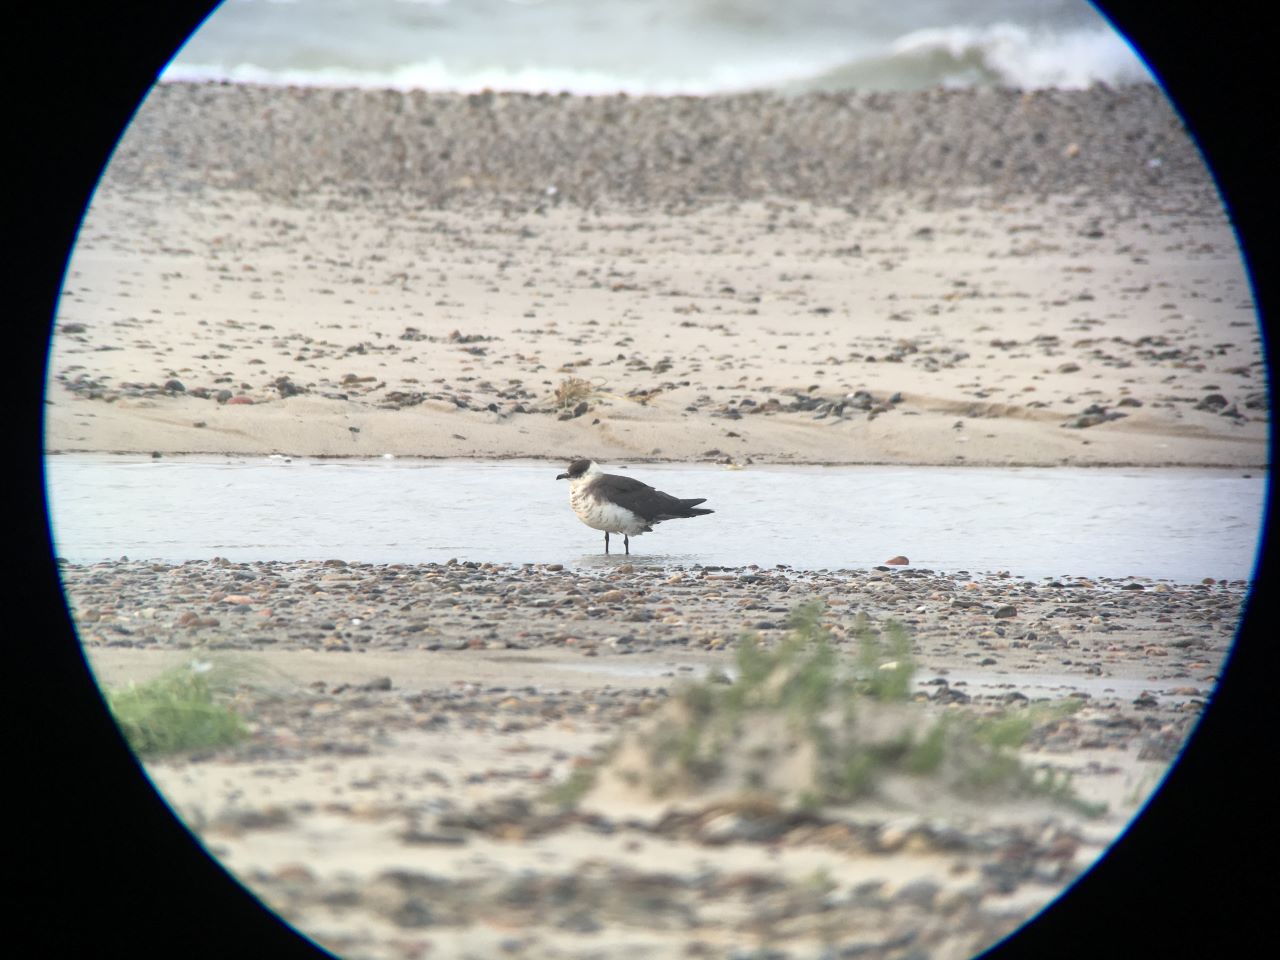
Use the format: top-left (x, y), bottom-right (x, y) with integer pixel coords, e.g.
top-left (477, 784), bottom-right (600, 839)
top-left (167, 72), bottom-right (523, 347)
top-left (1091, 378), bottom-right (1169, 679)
top-left (575, 553), bottom-right (696, 570)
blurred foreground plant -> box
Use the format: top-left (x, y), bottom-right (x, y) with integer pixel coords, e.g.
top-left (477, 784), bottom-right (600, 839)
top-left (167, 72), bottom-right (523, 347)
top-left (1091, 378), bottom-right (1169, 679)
top-left (105, 663), bottom-right (247, 757)
top-left (558, 599), bottom-right (1103, 817)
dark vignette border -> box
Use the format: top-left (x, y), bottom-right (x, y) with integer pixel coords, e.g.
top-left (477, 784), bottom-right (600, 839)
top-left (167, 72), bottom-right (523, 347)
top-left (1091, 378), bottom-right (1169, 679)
top-left (12, 2), bottom-right (1273, 957)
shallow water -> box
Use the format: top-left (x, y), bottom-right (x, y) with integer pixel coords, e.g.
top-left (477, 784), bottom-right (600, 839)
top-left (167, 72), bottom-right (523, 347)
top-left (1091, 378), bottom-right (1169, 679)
top-left (558, 658), bottom-right (1214, 702)
top-left (43, 455), bottom-right (1265, 583)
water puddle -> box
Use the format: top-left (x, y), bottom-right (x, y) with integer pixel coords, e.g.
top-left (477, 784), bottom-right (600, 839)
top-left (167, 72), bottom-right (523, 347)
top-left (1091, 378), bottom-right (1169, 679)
top-left (556, 658), bottom-right (1212, 702)
top-left (44, 454), bottom-right (1265, 582)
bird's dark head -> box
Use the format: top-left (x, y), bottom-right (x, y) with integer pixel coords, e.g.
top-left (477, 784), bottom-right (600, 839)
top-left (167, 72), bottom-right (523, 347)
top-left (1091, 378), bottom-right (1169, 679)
top-left (556, 458), bottom-right (593, 481)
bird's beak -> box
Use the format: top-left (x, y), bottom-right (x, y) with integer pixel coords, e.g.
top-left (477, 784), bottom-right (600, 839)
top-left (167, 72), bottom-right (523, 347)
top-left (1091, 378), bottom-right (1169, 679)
top-left (555, 472), bottom-right (568, 480)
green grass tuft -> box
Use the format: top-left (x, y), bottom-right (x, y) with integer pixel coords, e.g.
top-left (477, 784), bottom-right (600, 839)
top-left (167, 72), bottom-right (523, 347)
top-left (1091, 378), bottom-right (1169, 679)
top-left (905, 722), bottom-right (947, 775)
top-left (105, 666), bottom-right (248, 757)
top-left (624, 602), bottom-right (929, 803)
top-left (545, 766), bottom-right (598, 808)
top-left (854, 617), bottom-right (915, 702)
top-left (554, 600), bottom-right (1104, 817)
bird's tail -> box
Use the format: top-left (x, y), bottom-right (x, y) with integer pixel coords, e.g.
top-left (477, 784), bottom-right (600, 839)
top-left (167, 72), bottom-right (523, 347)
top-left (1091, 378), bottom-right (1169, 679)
top-left (681, 498), bottom-right (713, 517)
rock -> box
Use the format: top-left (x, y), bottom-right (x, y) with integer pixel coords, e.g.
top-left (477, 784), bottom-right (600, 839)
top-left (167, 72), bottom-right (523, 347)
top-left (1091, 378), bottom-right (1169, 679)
top-left (895, 878), bottom-right (941, 909)
top-left (558, 910), bottom-right (602, 934)
top-left (1194, 393), bottom-right (1228, 412)
top-left (272, 863), bottom-right (316, 884)
top-left (885, 556), bottom-right (909, 565)
top-left (993, 604), bottom-right (1017, 618)
top-left (876, 823), bottom-right (912, 852)
top-left (1243, 391), bottom-right (1268, 410)
top-left (275, 377), bottom-right (303, 397)
top-left (933, 685), bottom-right (971, 705)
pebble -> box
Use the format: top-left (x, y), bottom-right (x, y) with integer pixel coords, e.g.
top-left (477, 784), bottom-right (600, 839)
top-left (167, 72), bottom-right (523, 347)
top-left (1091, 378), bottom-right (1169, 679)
top-left (61, 556), bottom-right (1239, 959)
top-left (895, 878), bottom-right (942, 909)
top-left (107, 83), bottom-right (1213, 219)
top-left (59, 557), bottom-right (1248, 680)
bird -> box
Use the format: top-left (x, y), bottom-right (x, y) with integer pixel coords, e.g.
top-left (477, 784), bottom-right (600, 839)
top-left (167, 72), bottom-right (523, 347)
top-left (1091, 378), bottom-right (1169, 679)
top-left (555, 459), bottom-right (713, 554)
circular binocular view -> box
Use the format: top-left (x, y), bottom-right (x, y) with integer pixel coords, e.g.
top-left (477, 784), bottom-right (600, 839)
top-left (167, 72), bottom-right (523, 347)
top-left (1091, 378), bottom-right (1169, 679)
top-left (43, 2), bottom-right (1267, 959)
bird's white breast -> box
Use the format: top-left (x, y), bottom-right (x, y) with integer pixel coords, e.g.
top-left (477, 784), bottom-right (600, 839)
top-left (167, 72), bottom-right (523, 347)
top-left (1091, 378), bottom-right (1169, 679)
top-left (569, 483), bottom-right (647, 535)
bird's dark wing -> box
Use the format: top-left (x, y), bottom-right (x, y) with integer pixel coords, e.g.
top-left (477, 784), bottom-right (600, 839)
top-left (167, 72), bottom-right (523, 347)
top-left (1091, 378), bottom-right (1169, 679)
top-left (592, 473), bottom-right (711, 522)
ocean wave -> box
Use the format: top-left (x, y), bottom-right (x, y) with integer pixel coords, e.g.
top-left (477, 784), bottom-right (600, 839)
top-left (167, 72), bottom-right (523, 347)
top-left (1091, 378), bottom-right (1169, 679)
top-left (160, 54), bottom-right (857, 97)
top-left (161, 21), bottom-right (1153, 95)
top-left (883, 23), bottom-right (1152, 89)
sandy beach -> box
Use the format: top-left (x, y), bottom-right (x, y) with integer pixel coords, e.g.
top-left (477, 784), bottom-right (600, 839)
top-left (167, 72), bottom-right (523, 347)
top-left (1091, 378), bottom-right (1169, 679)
top-left (44, 81), bottom-right (1266, 960)
top-left (70, 557), bottom-right (1245, 960)
top-left (46, 82), bottom-right (1265, 468)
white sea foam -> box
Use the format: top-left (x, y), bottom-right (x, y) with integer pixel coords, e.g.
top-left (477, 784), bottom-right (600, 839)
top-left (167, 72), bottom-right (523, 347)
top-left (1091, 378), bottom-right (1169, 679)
top-left (161, 54), bottom-right (860, 97)
top-left (887, 23), bottom-right (1151, 89)
top-left (160, 1), bottom-right (1154, 94)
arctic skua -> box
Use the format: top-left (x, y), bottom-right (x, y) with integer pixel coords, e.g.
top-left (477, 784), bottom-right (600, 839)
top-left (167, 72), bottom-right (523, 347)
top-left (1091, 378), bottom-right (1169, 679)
top-left (555, 459), bottom-right (713, 554)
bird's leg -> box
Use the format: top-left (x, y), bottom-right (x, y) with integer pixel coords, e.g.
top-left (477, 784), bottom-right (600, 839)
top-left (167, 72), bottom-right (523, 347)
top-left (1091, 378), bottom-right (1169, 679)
top-left (624, 534), bottom-right (630, 555)
top-left (604, 531), bottom-right (610, 554)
